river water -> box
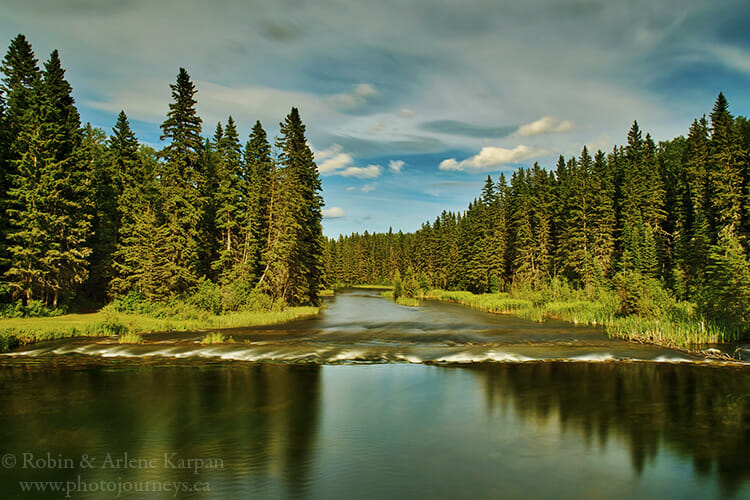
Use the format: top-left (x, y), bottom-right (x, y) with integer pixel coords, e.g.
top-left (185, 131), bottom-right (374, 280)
top-left (0, 289), bottom-right (748, 498)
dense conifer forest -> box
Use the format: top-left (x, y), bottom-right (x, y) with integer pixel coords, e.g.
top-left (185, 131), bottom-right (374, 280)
top-left (0, 34), bottom-right (324, 314)
top-left (325, 95), bottom-right (750, 343)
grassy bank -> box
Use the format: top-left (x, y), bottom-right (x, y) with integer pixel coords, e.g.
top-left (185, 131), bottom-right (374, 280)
top-left (380, 291), bottom-right (420, 307)
top-left (0, 306), bottom-right (319, 353)
top-left (418, 288), bottom-right (737, 349)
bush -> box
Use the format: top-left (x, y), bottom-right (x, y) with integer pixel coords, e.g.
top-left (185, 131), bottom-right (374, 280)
top-left (190, 278), bottom-right (222, 314)
top-left (0, 300), bottom-right (66, 318)
top-left (392, 270), bottom-right (403, 300)
top-left (110, 290), bottom-right (150, 315)
top-left (612, 271), bottom-right (672, 318)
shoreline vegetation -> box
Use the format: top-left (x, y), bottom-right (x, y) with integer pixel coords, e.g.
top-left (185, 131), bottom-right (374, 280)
top-left (0, 299), bottom-right (319, 352)
top-left (336, 280), bottom-right (730, 350)
top-left (416, 288), bottom-right (725, 350)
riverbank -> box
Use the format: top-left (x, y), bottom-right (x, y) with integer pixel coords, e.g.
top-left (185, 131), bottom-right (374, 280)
top-left (417, 289), bottom-right (740, 350)
top-left (0, 306), bottom-right (319, 353)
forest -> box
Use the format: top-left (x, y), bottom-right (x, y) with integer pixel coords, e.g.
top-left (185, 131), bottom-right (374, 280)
top-left (2, 32), bottom-right (749, 350)
top-left (324, 94), bottom-right (750, 346)
top-left (0, 34), bottom-right (324, 321)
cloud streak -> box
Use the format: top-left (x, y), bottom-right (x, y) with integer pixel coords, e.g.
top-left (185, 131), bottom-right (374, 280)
top-left (516, 117), bottom-right (575, 136)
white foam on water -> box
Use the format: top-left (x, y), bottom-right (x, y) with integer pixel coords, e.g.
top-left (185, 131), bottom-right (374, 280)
top-left (393, 353), bottom-right (424, 364)
top-left (434, 350), bottom-right (534, 363)
top-left (570, 353), bottom-right (616, 362)
top-left (653, 355), bottom-right (691, 363)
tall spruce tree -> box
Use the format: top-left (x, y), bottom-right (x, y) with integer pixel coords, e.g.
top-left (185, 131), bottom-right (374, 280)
top-left (709, 93), bottom-right (745, 234)
top-left (261, 108), bottom-right (323, 305)
top-left (1, 34), bottom-right (41, 300)
top-left (4, 45), bottom-right (91, 307)
top-left (243, 120), bottom-right (273, 280)
top-left (214, 116), bottom-right (244, 280)
top-left (157, 67), bottom-right (204, 295)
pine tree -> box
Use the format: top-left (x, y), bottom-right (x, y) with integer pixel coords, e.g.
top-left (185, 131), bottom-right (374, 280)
top-left (1, 34), bottom-right (41, 299)
top-left (261, 109), bottom-right (323, 305)
top-left (708, 93), bottom-right (745, 234)
top-left (4, 46), bottom-right (92, 307)
top-left (700, 226), bottom-right (750, 329)
top-left (82, 123), bottom-right (113, 302)
top-left (157, 67), bottom-right (204, 295)
top-left (214, 116), bottom-right (244, 280)
top-left (243, 120), bottom-right (273, 280)
top-left (108, 112), bottom-right (159, 297)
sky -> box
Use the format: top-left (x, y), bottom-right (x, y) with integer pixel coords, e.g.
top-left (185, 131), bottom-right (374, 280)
top-left (2, 0), bottom-right (750, 237)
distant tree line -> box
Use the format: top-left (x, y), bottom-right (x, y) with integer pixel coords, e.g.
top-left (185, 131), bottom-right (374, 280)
top-left (0, 34), bottom-right (324, 311)
top-left (325, 94), bottom-right (750, 331)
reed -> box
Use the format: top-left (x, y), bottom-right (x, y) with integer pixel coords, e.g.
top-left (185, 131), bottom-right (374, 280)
top-left (417, 288), bottom-right (739, 349)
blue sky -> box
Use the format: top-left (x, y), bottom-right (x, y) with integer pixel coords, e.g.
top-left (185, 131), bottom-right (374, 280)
top-left (2, 0), bottom-right (750, 237)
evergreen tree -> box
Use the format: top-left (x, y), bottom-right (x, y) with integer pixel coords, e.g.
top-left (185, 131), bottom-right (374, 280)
top-left (213, 116), bottom-right (244, 280)
top-left (243, 120), bottom-right (273, 280)
top-left (261, 108), bottom-right (323, 305)
top-left (708, 93), bottom-right (745, 234)
top-left (4, 46), bottom-right (91, 307)
top-left (157, 67), bottom-right (204, 295)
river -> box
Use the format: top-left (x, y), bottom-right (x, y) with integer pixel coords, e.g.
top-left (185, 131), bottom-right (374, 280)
top-left (0, 289), bottom-right (748, 498)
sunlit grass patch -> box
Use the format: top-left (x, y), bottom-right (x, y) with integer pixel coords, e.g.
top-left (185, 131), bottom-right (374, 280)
top-left (118, 332), bottom-right (143, 344)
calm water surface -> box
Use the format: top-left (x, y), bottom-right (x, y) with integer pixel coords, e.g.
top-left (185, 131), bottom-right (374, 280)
top-left (0, 290), bottom-right (748, 499)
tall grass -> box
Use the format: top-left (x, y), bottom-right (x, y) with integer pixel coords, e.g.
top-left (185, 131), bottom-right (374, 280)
top-left (118, 332), bottom-right (143, 344)
top-left (201, 332), bottom-right (233, 344)
top-left (418, 287), bottom-right (739, 349)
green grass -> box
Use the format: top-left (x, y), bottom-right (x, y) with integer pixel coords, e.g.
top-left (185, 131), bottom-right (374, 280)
top-left (418, 288), bottom-right (736, 349)
top-left (380, 290), bottom-right (420, 307)
top-left (118, 332), bottom-right (143, 344)
top-left (0, 306), bottom-right (319, 352)
top-left (319, 289), bottom-right (335, 297)
top-left (396, 296), bottom-right (420, 307)
top-left (201, 332), bottom-right (234, 344)
top-left (333, 283), bottom-right (393, 290)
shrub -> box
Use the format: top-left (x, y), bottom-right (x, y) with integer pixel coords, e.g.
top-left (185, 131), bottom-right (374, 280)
top-left (190, 278), bottom-right (222, 314)
top-left (110, 290), bottom-right (151, 315)
top-left (393, 270), bottom-right (403, 300)
top-left (612, 271), bottom-right (672, 318)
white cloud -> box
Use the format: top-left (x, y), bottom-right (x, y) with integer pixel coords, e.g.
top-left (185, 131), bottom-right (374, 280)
top-left (328, 83), bottom-right (378, 109)
top-left (340, 165), bottom-right (383, 179)
top-left (322, 206), bottom-right (346, 218)
top-left (346, 186), bottom-right (357, 191)
top-left (398, 108), bottom-right (415, 118)
top-left (319, 151), bottom-right (354, 173)
top-left (389, 160), bottom-right (405, 173)
top-left (516, 117), bottom-right (575, 136)
top-left (313, 144), bottom-right (382, 178)
top-left (439, 145), bottom-right (547, 171)
top-left (361, 182), bottom-right (377, 193)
